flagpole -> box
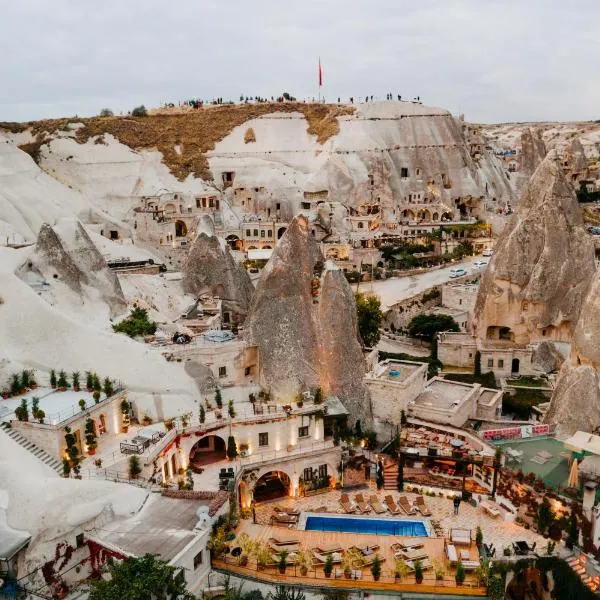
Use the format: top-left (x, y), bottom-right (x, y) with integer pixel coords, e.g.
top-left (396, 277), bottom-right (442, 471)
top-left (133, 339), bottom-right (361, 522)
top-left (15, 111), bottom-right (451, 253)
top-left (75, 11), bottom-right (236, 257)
top-left (318, 57), bottom-right (321, 103)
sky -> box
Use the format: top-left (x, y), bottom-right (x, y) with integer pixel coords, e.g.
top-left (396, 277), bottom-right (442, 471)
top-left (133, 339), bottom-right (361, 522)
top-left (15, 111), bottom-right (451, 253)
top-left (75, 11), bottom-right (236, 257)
top-left (1, 0), bottom-right (599, 123)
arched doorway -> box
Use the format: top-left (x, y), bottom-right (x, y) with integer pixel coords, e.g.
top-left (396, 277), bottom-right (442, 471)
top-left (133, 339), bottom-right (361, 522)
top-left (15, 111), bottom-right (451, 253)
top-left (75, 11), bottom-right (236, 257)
top-left (226, 234), bottom-right (242, 250)
top-left (511, 358), bottom-right (520, 375)
top-left (175, 220), bottom-right (187, 237)
top-left (253, 470), bottom-right (291, 503)
top-left (189, 435), bottom-right (226, 467)
top-left (277, 227), bottom-right (287, 239)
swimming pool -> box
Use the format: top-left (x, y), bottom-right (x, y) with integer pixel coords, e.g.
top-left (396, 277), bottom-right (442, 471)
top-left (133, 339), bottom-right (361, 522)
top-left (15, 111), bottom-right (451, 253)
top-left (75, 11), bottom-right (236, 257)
top-left (304, 515), bottom-right (429, 537)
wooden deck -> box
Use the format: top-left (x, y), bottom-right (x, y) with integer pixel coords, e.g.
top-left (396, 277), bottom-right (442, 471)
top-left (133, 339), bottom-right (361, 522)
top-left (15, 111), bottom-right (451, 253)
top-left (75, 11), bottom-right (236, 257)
top-left (214, 520), bottom-right (486, 596)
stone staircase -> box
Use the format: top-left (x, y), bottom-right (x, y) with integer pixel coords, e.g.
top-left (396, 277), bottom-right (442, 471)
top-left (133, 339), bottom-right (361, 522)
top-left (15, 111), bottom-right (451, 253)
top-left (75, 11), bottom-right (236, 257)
top-left (0, 422), bottom-right (63, 475)
top-left (383, 460), bottom-right (399, 490)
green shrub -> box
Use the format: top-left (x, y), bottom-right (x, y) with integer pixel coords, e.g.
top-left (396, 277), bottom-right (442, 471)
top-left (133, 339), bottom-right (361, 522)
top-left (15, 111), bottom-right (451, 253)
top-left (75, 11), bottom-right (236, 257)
top-left (129, 455), bottom-right (141, 478)
top-left (113, 307), bottom-right (157, 338)
top-left (407, 313), bottom-right (459, 341)
top-left (131, 105), bottom-right (148, 117)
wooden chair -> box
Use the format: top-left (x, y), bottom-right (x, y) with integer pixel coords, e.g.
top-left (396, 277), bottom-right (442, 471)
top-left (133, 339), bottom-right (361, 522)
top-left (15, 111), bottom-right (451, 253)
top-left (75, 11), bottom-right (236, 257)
top-left (384, 495), bottom-right (401, 514)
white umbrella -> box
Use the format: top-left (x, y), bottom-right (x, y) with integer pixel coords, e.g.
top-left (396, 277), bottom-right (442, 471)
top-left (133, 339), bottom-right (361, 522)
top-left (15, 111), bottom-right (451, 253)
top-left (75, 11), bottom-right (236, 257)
top-left (568, 459), bottom-right (579, 488)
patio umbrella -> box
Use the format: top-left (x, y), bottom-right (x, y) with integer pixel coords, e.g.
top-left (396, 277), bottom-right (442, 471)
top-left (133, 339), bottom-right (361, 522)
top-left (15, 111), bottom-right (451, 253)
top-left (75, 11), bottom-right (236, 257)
top-left (568, 459), bottom-right (579, 488)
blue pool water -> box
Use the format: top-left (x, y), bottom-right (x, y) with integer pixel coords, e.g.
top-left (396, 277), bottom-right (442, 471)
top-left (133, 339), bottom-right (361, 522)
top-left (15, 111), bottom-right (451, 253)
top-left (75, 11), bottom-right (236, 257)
top-left (304, 515), bottom-right (428, 536)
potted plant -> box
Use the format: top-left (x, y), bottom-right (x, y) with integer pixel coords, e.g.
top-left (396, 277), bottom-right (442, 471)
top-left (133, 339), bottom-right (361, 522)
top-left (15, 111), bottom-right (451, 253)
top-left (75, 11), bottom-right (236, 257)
top-left (129, 455), bottom-right (141, 479)
top-left (414, 560), bottom-right (424, 584)
top-left (36, 409), bottom-right (45, 424)
top-left (255, 542), bottom-right (271, 571)
top-left (120, 399), bottom-right (130, 433)
top-left (278, 550), bottom-right (288, 574)
top-left (323, 553), bottom-right (334, 578)
top-left (85, 418), bottom-right (97, 455)
top-left (228, 400), bottom-right (236, 418)
top-left (371, 554), bottom-right (382, 581)
top-left (296, 546), bottom-right (313, 577)
top-left (215, 388), bottom-right (223, 408)
top-left (94, 458), bottom-right (103, 468)
top-left (475, 525), bottom-right (483, 548)
top-left (342, 548), bottom-right (363, 578)
top-left (72, 371), bottom-right (80, 392)
top-left (57, 370), bottom-right (69, 391)
top-left (455, 559), bottom-right (465, 586)
top-left (93, 390), bottom-right (101, 404)
top-left (227, 436), bottom-right (238, 460)
top-left (50, 369), bottom-right (57, 389)
top-left (394, 559), bottom-right (410, 582)
top-left (79, 399), bottom-right (86, 412)
top-left (432, 558), bottom-right (445, 582)
top-left (142, 414), bottom-right (153, 425)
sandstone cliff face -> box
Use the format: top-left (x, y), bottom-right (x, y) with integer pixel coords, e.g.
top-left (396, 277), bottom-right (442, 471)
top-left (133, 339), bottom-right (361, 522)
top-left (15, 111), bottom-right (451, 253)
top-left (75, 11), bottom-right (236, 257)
top-left (531, 341), bottom-right (564, 374)
top-left (544, 362), bottom-right (600, 435)
top-left (472, 154), bottom-right (595, 345)
top-left (573, 273), bottom-right (600, 367)
top-left (182, 232), bottom-right (254, 324)
top-left (27, 219), bottom-right (126, 317)
top-left (245, 216), bottom-right (371, 426)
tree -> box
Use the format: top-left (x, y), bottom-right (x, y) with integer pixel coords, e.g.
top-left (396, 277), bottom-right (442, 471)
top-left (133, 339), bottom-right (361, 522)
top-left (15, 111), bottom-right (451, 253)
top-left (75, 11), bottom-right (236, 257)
top-left (92, 372), bottom-right (102, 392)
top-left (103, 377), bottom-right (114, 397)
top-left (64, 426), bottom-right (81, 475)
top-left (85, 418), bottom-right (97, 454)
top-left (21, 369), bottom-right (31, 389)
top-left (228, 399), bottom-right (236, 418)
top-left (537, 497), bottom-right (554, 536)
top-left (99, 108), bottom-right (114, 117)
top-left (371, 554), bottom-right (382, 580)
top-left (88, 554), bottom-right (194, 600)
top-left (57, 370), bottom-right (69, 389)
top-left (15, 398), bottom-right (28, 421)
top-left (407, 313), bottom-right (460, 341)
top-left (50, 369), bottom-right (57, 388)
top-left (113, 307), bottom-right (157, 338)
top-left (475, 525), bottom-right (483, 547)
top-left (397, 456), bottom-right (404, 492)
top-left (31, 396), bottom-right (40, 419)
top-left (72, 371), bottom-right (80, 391)
top-left (199, 406), bottom-right (206, 424)
top-left (131, 105), bottom-right (148, 117)
top-left (355, 293), bottom-right (383, 347)
top-left (487, 576), bottom-right (505, 600)
top-left (86, 371), bottom-right (94, 390)
top-left (227, 435), bottom-right (238, 459)
top-left (129, 455), bottom-right (141, 479)
top-left (455, 559), bottom-right (465, 585)
top-left (215, 388), bottom-right (223, 408)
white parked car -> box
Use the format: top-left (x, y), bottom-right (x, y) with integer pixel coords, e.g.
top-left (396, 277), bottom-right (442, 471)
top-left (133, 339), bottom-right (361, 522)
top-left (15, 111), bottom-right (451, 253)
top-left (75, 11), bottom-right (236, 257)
top-left (473, 260), bottom-right (488, 268)
top-left (482, 249), bottom-right (493, 257)
top-left (449, 268), bottom-right (467, 278)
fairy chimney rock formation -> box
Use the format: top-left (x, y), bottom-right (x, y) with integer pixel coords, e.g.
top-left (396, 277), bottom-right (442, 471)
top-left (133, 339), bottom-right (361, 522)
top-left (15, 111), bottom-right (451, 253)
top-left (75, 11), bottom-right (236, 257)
top-left (31, 219), bottom-right (126, 317)
top-left (182, 231), bottom-right (254, 324)
top-left (544, 362), bottom-right (600, 436)
top-left (245, 216), bottom-right (371, 427)
top-left (472, 153), bottom-right (595, 345)
top-left (517, 128), bottom-right (546, 194)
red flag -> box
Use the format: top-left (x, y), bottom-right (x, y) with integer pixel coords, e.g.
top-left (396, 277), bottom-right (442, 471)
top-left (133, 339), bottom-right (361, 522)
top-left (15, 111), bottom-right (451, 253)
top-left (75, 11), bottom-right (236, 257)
top-left (318, 58), bottom-right (323, 87)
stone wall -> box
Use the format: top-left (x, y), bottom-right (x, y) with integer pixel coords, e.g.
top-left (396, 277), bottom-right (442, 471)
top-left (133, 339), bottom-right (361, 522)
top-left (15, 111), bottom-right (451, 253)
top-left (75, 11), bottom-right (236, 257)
top-left (385, 286), bottom-right (442, 330)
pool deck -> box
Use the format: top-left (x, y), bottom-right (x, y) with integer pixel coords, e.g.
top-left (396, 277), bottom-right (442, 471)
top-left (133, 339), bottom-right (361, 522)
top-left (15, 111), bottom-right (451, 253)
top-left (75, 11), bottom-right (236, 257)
top-left (224, 520), bottom-right (484, 592)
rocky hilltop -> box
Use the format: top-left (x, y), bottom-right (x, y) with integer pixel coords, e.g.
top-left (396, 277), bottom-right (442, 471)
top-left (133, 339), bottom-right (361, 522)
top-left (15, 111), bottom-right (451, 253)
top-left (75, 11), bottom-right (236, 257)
top-left (182, 231), bottom-right (254, 325)
top-left (245, 216), bottom-right (371, 427)
top-left (20, 219), bottom-right (126, 317)
top-left (472, 153), bottom-right (595, 345)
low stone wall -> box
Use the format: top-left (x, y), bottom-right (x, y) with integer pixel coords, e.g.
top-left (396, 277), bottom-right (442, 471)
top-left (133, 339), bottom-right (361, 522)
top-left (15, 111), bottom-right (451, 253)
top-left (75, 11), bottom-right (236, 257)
top-left (385, 286), bottom-right (442, 329)
top-left (161, 489), bottom-right (230, 516)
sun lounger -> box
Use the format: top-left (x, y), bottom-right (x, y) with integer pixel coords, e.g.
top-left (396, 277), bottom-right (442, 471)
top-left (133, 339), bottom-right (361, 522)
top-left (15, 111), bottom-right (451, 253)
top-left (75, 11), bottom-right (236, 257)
top-left (461, 560), bottom-right (482, 571)
top-left (450, 528), bottom-right (471, 545)
top-left (384, 495), bottom-right (401, 514)
top-left (313, 551), bottom-right (343, 565)
top-left (414, 495), bottom-right (432, 516)
top-left (269, 537), bottom-right (300, 546)
top-left (340, 493), bottom-right (357, 513)
top-left (354, 493), bottom-right (371, 513)
top-left (392, 541), bottom-right (424, 553)
top-left (398, 495), bottom-right (418, 515)
top-left (396, 548), bottom-right (429, 561)
top-left (270, 513), bottom-right (298, 525)
top-left (405, 558), bottom-right (432, 571)
top-left (369, 495), bottom-right (387, 514)
top-left (351, 544), bottom-right (380, 556)
top-left (313, 544), bottom-right (343, 554)
top-left (446, 543), bottom-right (459, 565)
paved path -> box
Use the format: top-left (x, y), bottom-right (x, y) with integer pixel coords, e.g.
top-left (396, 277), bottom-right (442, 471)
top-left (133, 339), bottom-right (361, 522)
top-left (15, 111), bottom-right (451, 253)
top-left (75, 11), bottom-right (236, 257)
top-left (360, 256), bottom-right (482, 309)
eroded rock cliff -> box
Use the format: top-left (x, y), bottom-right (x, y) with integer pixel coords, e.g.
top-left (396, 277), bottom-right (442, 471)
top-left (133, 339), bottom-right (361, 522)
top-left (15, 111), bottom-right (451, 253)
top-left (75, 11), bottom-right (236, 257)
top-left (24, 219), bottom-right (126, 317)
top-left (245, 216), bottom-right (371, 426)
top-left (516, 128), bottom-right (546, 195)
top-left (472, 153), bottom-right (595, 345)
top-left (544, 362), bottom-right (600, 435)
top-left (182, 232), bottom-right (254, 324)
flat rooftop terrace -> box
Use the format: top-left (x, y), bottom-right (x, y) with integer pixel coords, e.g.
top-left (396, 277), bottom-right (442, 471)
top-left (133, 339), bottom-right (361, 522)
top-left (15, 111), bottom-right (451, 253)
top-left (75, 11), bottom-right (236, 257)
top-left (413, 379), bottom-right (473, 410)
top-left (92, 494), bottom-right (209, 561)
top-left (370, 359), bottom-right (424, 384)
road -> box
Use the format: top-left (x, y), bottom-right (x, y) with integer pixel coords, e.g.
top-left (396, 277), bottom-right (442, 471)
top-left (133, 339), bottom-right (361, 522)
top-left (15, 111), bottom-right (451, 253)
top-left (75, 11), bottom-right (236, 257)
top-left (359, 255), bottom-right (483, 309)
